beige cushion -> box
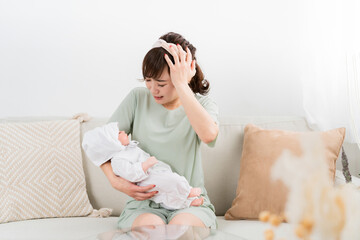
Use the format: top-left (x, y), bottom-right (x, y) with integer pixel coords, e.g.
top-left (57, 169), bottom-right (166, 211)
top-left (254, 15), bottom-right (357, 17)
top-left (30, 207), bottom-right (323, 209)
top-left (224, 124), bottom-right (345, 220)
top-left (0, 120), bottom-right (93, 223)
top-left (201, 116), bottom-right (312, 216)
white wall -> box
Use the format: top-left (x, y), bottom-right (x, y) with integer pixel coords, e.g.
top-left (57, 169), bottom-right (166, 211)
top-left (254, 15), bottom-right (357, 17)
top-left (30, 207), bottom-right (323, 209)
top-left (0, 0), bottom-right (305, 118)
top-left (2, 0), bottom-right (360, 174)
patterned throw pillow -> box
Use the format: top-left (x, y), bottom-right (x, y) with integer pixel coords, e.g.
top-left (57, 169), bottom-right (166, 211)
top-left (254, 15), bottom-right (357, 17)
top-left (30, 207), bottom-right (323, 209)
top-left (0, 120), bottom-right (93, 223)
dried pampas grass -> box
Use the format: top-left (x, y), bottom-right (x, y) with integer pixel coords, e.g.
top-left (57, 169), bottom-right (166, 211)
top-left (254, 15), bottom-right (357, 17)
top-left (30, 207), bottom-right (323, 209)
top-left (270, 134), bottom-right (360, 240)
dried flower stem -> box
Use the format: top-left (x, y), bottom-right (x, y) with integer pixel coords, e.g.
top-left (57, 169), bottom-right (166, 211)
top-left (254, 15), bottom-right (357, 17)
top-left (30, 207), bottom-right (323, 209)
top-left (341, 146), bottom-right (352, 183)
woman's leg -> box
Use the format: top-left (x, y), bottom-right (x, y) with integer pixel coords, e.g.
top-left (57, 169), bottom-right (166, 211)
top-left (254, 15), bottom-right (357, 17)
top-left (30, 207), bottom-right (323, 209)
top-left (168, 213), bottom-right (210, 239)
top-left (168, 213), bottom-right (206, 227)
top-left (132, 213), bottom-right (166, 229)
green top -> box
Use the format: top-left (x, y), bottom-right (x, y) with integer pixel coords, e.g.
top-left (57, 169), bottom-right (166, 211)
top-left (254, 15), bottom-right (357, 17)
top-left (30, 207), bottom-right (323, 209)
top-left (108, 87), bottom-right (219, 209)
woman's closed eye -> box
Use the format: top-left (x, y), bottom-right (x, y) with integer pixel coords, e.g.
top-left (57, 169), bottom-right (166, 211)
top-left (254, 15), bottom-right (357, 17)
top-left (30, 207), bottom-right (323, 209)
top-left (145, 79), bottom-right (166, 87)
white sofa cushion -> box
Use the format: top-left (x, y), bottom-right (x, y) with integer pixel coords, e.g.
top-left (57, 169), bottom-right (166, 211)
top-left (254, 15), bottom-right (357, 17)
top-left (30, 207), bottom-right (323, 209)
top-left (0, 216), bottom-right (291, 240)
top-left (0, 217), bottom-right (118, 240)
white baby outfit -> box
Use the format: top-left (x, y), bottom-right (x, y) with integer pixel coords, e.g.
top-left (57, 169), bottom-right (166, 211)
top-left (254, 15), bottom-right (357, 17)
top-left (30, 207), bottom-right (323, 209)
top-left (82, 122), bottom-right (196, 210)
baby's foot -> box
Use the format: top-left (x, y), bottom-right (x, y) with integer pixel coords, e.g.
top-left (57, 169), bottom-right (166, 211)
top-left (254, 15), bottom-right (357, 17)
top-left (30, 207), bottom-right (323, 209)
top-left (188, 187), bottom-right (201, 198)
top-left (190, 197), bottom-right (204, 207)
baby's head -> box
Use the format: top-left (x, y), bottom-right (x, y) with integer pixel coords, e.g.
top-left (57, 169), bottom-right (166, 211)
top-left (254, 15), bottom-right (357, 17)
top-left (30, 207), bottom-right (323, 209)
top-left (118, 131), bottom-right (129, 146)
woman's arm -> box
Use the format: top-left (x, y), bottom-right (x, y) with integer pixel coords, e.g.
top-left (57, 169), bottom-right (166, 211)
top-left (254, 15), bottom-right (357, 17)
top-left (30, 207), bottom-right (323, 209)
top-left (175, 84), bottom-right (218, 143)
top-left (100, 161), bottom-right (157, 201)
top-left (165, 45), bottom-right (219, 143)
top-left (104, 89), bottom-right (158, 200)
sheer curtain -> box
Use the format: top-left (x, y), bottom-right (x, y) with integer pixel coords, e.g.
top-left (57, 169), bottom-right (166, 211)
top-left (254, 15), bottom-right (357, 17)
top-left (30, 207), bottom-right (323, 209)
top-left (301, 0), bottom-right (360, 148)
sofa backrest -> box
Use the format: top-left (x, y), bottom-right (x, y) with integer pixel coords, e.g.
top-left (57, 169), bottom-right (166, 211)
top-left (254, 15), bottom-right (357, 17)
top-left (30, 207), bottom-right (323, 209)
top-left (80, 116), bottom-right (312, 216)
top-left (0, 116), bottom-right (314, 216)
top-left (2, 116), bottom-right (357, 216)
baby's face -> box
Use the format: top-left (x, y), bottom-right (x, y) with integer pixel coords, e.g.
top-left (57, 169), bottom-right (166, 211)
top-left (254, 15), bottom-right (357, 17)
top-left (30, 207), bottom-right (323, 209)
top-left (118, 131), bottom-right (129, 146)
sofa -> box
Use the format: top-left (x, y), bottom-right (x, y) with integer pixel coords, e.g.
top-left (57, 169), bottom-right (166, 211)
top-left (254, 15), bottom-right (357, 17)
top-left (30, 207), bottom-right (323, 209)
top-left (0, 115), bottom-right (359, 240)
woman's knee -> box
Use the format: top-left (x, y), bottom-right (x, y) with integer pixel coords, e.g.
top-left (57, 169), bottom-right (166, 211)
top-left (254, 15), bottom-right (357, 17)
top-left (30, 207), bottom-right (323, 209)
top-left (168, 213), bottom-right (206, 227)
top-left (132, 213), bottom-right (165, 229)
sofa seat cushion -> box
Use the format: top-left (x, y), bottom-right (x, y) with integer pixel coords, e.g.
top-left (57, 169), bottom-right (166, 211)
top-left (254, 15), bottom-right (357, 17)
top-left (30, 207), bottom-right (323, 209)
top-left (0, 216), bottom-right (296, 240)
top-left (217, 216), bottom-right (293, 239)
top-left (0, 217), bottom-right (118, 240)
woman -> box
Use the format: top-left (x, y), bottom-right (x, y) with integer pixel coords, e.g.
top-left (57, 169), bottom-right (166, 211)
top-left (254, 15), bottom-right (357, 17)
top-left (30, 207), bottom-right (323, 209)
top-left (100, 32), bottom-right (219, 229)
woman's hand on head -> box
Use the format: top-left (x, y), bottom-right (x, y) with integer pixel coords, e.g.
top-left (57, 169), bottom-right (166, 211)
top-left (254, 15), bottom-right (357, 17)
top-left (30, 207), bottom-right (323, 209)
top-left (164, 44), bottom-right (196, 88)
top-left (110, 175), bottom-right (157, 201)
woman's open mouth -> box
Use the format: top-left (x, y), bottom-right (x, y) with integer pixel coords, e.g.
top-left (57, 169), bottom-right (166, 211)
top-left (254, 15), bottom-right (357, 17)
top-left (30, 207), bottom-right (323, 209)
top-left (154, 96), bottom-right (163, 100)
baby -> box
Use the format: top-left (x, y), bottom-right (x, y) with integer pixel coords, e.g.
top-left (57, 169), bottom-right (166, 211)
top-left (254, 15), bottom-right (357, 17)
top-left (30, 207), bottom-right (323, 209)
top-left (82, 122), bottom-right (203, 210)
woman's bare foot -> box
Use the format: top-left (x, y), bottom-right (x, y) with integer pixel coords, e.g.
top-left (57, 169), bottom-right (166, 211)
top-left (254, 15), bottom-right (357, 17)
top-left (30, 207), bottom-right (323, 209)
top-left (190, 197), bottom-right (204, 206)
top-left (188, 187), bottom-right (201, 198)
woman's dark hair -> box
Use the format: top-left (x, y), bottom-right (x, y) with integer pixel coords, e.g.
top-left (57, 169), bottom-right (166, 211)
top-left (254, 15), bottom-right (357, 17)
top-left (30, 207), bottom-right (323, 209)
top-left (142, 32), bottom-right (210, 95)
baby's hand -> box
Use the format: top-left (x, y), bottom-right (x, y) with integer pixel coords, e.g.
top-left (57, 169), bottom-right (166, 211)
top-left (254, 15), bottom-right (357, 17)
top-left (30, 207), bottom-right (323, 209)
top-left (147, 156), bottom-right (158, 165)
top-left (142, 157), bottom-right (158, 172)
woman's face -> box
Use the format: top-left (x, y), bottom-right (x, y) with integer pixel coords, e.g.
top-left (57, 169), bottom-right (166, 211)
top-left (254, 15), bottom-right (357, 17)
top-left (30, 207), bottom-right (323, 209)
top-left (145, 68), bottom-right (180, 110)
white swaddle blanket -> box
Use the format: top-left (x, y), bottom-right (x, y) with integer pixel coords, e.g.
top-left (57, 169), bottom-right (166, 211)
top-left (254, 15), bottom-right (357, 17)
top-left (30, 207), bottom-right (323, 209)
top-left (82, 122), bottom-right (195, 210)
